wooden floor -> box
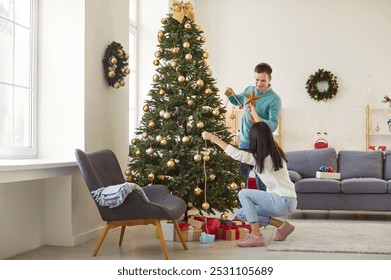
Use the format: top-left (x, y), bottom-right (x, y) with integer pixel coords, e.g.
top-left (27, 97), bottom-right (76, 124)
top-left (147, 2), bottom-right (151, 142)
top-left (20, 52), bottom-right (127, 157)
top-left (7, 210), bottom-right (391, 260)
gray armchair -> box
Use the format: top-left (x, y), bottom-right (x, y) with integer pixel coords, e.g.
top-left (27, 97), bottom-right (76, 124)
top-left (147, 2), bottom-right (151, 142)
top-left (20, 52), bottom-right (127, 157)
top-left (75, 148), bottom-right (188, 259)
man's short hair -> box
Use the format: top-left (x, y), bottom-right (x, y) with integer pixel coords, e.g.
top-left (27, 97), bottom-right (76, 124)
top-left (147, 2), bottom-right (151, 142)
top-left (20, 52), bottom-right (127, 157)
top-left (254, 63), bottom-right (272, 76)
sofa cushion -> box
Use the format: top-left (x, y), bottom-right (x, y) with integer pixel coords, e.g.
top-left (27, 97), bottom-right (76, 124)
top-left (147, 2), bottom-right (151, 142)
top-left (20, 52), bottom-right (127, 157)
top-left (286, 148), bottom-right (337, 179)
top-left (289, 170), bottom-right (302, 183)
top-left (295, 178), bottom-right (341, 193)
top-left (338, 150), bottom-right (383, 180)
top-left (341, 178), bottom-right (387, 193)
top-left (385, 151), bottom-right (391, 180)
top-left (388, 180), bottom-right (391, 193)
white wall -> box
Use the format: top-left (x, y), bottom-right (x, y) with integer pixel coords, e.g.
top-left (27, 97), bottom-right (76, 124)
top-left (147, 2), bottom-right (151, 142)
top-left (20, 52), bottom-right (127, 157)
top-left (195, 0), bottom-right (391, 151)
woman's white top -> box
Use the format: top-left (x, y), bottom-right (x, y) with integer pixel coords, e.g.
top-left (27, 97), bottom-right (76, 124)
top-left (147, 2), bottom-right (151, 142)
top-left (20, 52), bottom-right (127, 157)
top-left (225, 145), bottom-right (296, 198)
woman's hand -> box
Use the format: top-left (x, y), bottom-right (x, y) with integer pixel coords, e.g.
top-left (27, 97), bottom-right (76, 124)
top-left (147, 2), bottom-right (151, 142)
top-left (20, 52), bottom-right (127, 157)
top-left (202, 131), bottom-right (214, 141)
top-left (248, 104), bottom-right (261, 123)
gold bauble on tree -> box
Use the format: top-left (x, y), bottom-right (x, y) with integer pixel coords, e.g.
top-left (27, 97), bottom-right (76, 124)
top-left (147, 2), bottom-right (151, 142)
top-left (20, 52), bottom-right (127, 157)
top-left (185, 53), bottom-right (193, 61)
top-left (196, 79), bottom-right (204, 87)
top-left (194, 187), bottom-right (202, 195)
top-left (156, 135), bottom-right (163, 142)
top-left (117, 50), bottom-right (124, 57)
top-left (183, 42), bottom-right (190, 48)
top-left (159, 89), bottom-right (166, 96)
top-left (153, 59), bottom-right (160, 66)
top-left (203, 155), bottom-right (210, 162)
top-left (143, 104), bottom-right (149, 112)
top-left (148, 173), bottom-right (155, 181)
top-left (146, 147), bottom-right (154, 155)
top-left (119, 79), bottom-right (125, 87)
top-left (159, 110), bottom-right (166, 118)
top-left (209, 174), bottom-right (216, 181)
top-left (134, 150), bottom-right (141, 157)
top-left (153, 74), bottom-right (160, 81)
top-left (131, 138), bottom-right (137, 145)
top-left (142, 131), bottom-right (149, 138)
top-left (212, 108), bottom-right (220, 117)
top-left (163, 111), bottom-right (171, 119)
top-left (240, 182), bottom-right (246, 189)
top-left (125, 169), bottom-right (132, 176)
top-left (178, 75), bottom-right (185, 83)
top-left (194, 154), bottom-right (202, 162)
top-left (204, 88), bottom-right (212, 95)
top-left (200, 36), bottom-right (207, 43)
top-left (195, 24), bottom-right (201, 32)
top-left (196, 121), bottom-right (204, 129)
top-left (221, 213), bottom-right (229, 220)
top-left (124, 67), bottom-right (130, 75)
top-left (167, 159), bottom-right (175, 169)
top-left (184, 22), bottom-right (191, 29)
top-left (182, 136), bottom-right (190, 143)
top-left (161, 18), bottom-right (167, 24)
top-left (148, 121), bottom-right (155, 129)
top-left (113, 82), bottom-right (120, 89)
top-left (187, 99), bottom-right (194, 106)
top-left (230, 182), bottom-right (238, 191)
top-left (202, 52), bottom-right (209, 59)
top-left (127, 175), bottom-right (134, 182)
top-left (171, 47), bottom-right (179, 54)
top-left (160, 139), bottom-right (168, 146)
top-left (202, 202), bottom-right (210, 211)
top-left (171, 60), bottom-right (177, 68)
top-left (154, 50), bottom-right (161, 58)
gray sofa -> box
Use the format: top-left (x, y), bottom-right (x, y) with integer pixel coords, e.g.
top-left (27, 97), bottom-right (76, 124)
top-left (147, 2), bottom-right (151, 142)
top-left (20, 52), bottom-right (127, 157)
top-left (286, 148), bottom-right (391, 211)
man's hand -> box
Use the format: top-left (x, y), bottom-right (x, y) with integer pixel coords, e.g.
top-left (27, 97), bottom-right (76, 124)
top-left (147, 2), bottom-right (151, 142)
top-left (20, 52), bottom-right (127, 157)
top-left (224, 87), bottom-right (234, 97)
top-left (202, 131), bottom-right (214, 141)
top-left (248, 104), bottom-right (261, 123)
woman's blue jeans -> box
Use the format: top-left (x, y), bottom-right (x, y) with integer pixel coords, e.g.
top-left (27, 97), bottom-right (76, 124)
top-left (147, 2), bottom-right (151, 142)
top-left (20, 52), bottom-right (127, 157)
top-left (236, 189), bottom-right (297, 226)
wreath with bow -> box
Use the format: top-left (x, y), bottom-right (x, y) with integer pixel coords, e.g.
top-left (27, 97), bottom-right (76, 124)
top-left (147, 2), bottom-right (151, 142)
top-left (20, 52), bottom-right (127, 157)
top-left (102, 41), bottom-right (130, 89)
top-left (306, 69), bottom-right (338, 101)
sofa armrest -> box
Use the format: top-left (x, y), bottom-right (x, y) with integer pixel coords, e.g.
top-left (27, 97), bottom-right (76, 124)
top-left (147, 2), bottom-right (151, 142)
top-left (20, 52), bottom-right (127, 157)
top-left (289, 170), bottom-right (302, 183)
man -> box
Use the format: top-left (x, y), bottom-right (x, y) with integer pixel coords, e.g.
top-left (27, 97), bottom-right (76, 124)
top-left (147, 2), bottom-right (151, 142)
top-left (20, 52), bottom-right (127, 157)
top-left (225, 62), bottom-right (281, 191)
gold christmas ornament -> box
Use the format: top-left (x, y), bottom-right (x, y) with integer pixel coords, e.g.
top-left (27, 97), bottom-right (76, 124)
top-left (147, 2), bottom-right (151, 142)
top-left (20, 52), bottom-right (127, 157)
top-left (202, 52), bottom-right (209, 59)
top-left (194, 187), bottom-right (202, 195)
top-left (153, 74), bottom-right (160, 82)
top-left (202, 202), bottom-right (210, 211)
top-left (196, 79), bottom-right (204, 87)
top-left (193, 154), bottom-right (202, 162)
top-left (154, 50), bottom-right (161, 58)
top-left (125, 169), bottom-right (132, 176)
top-left (200, 36), bottom-right (207, 43)
top-left (148, 121), bottom-right (155, 129)
top-left (209, 174), bottom-right (216, 181)
top-left (109, 56), bottom-right (117, 65)
top-left (125, 53), bottom-right (129, 60)
top-left (127, 175), bottom-right (134, 182)
top-left (113, 82), bottom-right (120, 89)
top-left (117, 50), bottom-right (124, 57)
top-left (143, 105), bottom-right (149, 112)
top-left (158, 175), bottom-right (166, 180)
top-left (159, 110), bottom-right (166, 118)
top-left (185, 53), bottom-right (193, 61)
top-left (142, 131), bottom-right (149, 138)
top-left (212, 108), bottom-right (220, 117)
top-left (183, 42), bottom-right (190, 48)
top-left (146, 147), bottom-right (154, 155)
top-left (171, 47), bottom-right (179, 54)
top-left (196, 121), bottom-right (204, 129)
top-left (230, 182), bottom-right (238, 191)
top-left (206, 69), bottom-right (213, 76)
top-left (182, 136), bottom-right (190, 143)
top-left (184, 22), bottom-right (192, 29)
top-left (153, 59), bottom-right (160, 66)
top-left (159, 89), bottom-right (166, 96)
top-left (178, 75), bottom-right (185, 83)
top-left (160, 139), bottom-right (168, 146)
top-left (195, 24), bottom-right (201, 32)
top-left (171, 60), bottom-right (177, 68)
top-left (158, 31), bottom-right (164, 38)
top-left (203, 155), bottom-right (210, 162)
top-left (156, 135), bottom-right (163, 142)
top-left (167, 159), bottom-right (175, 168)
top-left (187, 99), bottom-right (194, 106)
top-left (148, 173), bottom-right (155, 181)
top-left (131, 138), bottom-right (137, 145)
top-left (163, 111), bottom-right (171, 119)
top-left (161, 18), bottom-right (167, 24)
top-left (119, 79), bottom-right (125, 87)
top-left (124, 67), bottom-right (130, 75)
top-left (204, 88), bottom-right (212, 95)
top-left (221, 213), bottom-right (228, 220)
top-left (134, 150), bottom-right (141, 157)
top-left (107, 70), bottom-right (115, 78)
top-left (240, 182), bottom-right (246, 189)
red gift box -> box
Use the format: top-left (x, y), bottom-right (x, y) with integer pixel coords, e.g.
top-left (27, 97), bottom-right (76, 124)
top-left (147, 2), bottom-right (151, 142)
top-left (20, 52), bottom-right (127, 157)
top-left (202, 217), bottom-right (220, 234)
top-left (216, 224), bottom-right (246, 240)
top-left (232, 218), bottom-right (252, 233)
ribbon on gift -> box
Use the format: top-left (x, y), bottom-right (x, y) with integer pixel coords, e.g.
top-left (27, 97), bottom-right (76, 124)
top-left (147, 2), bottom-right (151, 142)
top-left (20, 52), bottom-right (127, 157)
top-left (172, 0), bottom-right (195, 23)
top-left (220, 224), bottom-right (240, 240)
top-left (232, 218), bottom-right (252, 233)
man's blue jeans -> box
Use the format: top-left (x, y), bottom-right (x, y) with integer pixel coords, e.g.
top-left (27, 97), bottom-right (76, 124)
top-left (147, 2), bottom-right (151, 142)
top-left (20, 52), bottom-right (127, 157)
top-left (238, 141), bottom-right (266, 191)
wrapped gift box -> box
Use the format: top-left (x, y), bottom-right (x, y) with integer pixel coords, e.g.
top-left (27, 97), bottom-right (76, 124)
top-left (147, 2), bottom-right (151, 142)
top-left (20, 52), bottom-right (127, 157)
top-left (188, 216), bottom-right (204, 229)
top-left (316, 171), bottom-right (341, 180)
top-left (216, 225), bottom-right (247, 240)
top-left (232, 218), bottom-right (252, 233)
top-left (154, 221), bottom-right (175, 241)
top-left (175, 227), bottom-right (202, 242)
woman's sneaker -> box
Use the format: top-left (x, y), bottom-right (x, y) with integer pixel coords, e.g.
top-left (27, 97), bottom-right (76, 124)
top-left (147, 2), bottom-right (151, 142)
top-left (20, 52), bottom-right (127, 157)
top-left (273, 221), bottom-right (295, 241)
top-left (237, 234), bottom-right (266, 247)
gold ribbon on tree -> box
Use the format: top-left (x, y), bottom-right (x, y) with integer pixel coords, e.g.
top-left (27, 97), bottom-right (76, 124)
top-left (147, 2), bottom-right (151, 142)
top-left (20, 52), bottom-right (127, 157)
top-left (172, 0), bottom-right (195, 23)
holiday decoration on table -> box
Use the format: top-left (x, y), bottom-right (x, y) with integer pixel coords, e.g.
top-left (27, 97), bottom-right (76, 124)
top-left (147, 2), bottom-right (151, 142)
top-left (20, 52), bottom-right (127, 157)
top-left (306, 69), bottom-right (338, 101)
top-left (127, 0), bottom-right (243, 216)
top-left (102, 41), bottom-right (130, 89)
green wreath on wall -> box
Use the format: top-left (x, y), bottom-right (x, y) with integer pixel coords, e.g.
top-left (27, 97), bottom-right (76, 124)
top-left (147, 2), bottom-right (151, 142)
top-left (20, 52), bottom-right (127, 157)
top-left (102, 41), bottom-right (130, 89)
top-left (306, 69), bottom-right (338, 101)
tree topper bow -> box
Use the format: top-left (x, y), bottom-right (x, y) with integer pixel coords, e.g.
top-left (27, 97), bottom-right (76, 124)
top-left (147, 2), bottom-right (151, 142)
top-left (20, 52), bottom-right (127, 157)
top-left (172, 0), bottom-right (195, 23)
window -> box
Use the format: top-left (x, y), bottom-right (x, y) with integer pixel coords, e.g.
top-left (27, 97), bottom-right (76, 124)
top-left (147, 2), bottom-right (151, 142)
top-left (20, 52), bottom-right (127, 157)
top-left (129, 0), bottom-right (138, 142)
top-left (0, 0), bottom-right (37, 158)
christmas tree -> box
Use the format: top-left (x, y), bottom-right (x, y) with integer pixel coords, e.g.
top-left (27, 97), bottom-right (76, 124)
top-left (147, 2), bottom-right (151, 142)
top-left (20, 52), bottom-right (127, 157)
top-left (128, 1), bottom-right (243, 216)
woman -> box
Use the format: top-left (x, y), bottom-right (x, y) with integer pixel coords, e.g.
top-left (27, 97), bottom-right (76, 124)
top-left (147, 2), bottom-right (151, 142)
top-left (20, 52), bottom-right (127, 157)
top-left (201, 106), bottom-right (297, 247)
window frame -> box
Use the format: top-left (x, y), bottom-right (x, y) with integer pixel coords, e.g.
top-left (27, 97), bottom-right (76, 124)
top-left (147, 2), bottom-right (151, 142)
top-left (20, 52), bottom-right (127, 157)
top-left (0, 0), bottom-right (38, 159)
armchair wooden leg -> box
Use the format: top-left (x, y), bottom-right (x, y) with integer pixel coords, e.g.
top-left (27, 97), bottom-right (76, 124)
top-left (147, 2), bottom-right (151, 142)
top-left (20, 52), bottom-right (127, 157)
top-left (119, 226), bottom-right (126, 246)
top-left (93, 223), bottom-right (111, 257)
top-left (173, 220), bottom-right (188, 250)
top-left (155, 219), bottom-right (169, 260)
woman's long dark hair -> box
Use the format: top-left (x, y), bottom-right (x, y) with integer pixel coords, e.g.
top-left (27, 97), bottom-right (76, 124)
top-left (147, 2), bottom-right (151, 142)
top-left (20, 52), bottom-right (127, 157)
top-left (248, 122), bottom-right (287, 173)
